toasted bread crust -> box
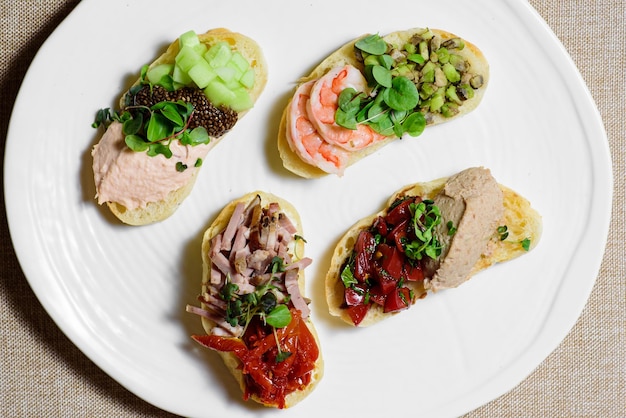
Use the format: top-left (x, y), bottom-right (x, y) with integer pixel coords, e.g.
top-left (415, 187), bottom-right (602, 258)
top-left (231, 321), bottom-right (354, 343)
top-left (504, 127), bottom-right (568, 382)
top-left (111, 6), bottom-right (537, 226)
top-left (99, 29), bottom-right (268, 225)
top-left (325, 175), bottom-right (542, 327)
top-left (199, 191), bottom-right (323, 408)
top-left (278, 28), bottom-right (489, 178)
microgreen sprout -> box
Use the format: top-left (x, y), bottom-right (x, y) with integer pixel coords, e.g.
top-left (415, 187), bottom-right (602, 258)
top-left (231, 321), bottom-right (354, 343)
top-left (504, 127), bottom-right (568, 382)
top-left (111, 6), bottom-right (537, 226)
top-left (219, 264), bottom-right (293, 335)
top-left (92, 66), bottom-right (210, 159)
top-left (403, 200), bottom-right (443, 261)
top-left (93, 100), bottom-right (210, 159)
top-left (446, 220), bottom-right (457, 236)
top-left (498, 225), bottom-right (532, 251)
top-left (334, 33), bottom-right (426, 139)
top-left (497, 225), bottom-right (509, 241)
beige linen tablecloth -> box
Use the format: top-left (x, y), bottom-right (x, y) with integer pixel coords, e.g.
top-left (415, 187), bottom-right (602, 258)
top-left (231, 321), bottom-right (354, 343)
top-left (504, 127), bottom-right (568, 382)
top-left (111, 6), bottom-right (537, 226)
top-left (1, 1), bottom-right (623, 416)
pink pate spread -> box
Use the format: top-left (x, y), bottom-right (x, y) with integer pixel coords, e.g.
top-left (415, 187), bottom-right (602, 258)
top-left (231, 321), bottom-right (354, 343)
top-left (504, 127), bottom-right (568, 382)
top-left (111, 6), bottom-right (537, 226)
top-left (92, 121), bottom-right (213, 210)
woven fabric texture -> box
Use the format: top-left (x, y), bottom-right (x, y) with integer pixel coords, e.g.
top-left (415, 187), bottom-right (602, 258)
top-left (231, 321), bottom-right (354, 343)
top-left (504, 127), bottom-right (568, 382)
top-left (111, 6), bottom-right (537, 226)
top-left (1, 1), bottom-right (624, 416)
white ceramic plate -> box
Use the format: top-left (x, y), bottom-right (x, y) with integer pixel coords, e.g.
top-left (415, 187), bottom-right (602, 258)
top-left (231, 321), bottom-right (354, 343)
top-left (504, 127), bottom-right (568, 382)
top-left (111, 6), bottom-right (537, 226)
top-left (4, 0), bottom-right (612, 416)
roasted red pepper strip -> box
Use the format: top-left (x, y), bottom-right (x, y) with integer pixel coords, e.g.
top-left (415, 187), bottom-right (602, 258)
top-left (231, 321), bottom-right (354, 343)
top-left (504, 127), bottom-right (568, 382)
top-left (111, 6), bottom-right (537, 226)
top-left (192, 308), bottom-right (319, 408)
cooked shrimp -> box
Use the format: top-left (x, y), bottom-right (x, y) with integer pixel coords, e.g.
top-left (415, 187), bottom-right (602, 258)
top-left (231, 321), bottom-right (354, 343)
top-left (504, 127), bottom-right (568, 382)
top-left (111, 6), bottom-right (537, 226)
top-left (286, 80), bottom-right (350, 175)
top-left (307, 65), bottom-right (386, 151)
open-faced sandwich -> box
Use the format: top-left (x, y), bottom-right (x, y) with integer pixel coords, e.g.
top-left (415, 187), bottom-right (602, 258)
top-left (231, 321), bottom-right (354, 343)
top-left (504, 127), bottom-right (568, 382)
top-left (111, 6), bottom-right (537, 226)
top-left (325, 167), bottom-right (542, 326)
top-left (91, 29), bottom-right (267, 225)
top-left (278, 28), bottom-right (489, 177)
top-left (186, 192), bottom-right (323, 408)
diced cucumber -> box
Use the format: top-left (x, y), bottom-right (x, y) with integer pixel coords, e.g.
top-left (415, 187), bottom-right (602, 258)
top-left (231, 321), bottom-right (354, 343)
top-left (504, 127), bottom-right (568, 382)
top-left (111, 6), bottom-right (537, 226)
top-left (146, 63), bottom-right (174, 85)
top-left (229, 87), bottom-right (254, 112)
top-left (193, 42), bottom-right (208, 56)
top-left (204, 79), bottom-right (236, 107)
top-left (215, 66), bottom-right (238, 85)
top-left (172, 64), bottom-right (192, 85)
top-left (239, 67), bottom-right (255, 89)
top-left (230, 51), bottom-right (250, 73)
top-left (188, 60), bottom-right (217, 89)
top-left (193, 44), bottom-right (209, 57)
top-left (227, 61), bottom-right (245, 81)
top-left (204, 42), bottom-right (232, 68)
top-left (175, 45), bottom-right (203, 73)
top-left (179, 30), bottom-right (200, 48)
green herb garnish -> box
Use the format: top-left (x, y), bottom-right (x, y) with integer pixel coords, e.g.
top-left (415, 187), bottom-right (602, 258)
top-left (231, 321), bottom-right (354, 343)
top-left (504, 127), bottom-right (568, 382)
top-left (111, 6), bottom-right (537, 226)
top-left (334, 33), bottom-right (426, 138)
top-left (219, 270), bottom-right (293, 333)
top-left (93, 100), bottom-right (210, 159)
top-left (92, 67), bottom-right (210, 159)
top-left (446, 220), bottom-right (457, 236)
top-left (403, 200), bottom-right (443, 260)
top-left (498, 225), bottom-right (532, 251)
top-left (497, 225), bottom-right (509, 241)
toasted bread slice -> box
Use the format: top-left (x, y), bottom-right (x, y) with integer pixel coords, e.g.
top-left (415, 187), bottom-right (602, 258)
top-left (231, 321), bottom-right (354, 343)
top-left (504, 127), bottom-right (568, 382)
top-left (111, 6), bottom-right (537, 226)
top-left (193, 191), bottom-right (323, 408)
top-left (94, 29), bottom-right (268, 225)
top-left (278, 28), bottom-right (489, 178)
top-left (326, 169), bottom-right (542, 327)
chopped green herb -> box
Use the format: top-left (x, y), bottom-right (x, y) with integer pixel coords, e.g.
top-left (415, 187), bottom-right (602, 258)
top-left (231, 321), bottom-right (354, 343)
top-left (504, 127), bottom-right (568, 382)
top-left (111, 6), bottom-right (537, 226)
top-left (497, 225), bottom-right (509, 241)
top-left (403, 200), bottom-right (443, 261)
top-left (447, 220), bottom-right (457, 236)
top-left (275, 351), bottom-right (293, 363)
top-left (521, 238), bottom-right (531, 251)
top-left (340, 263), bottom-right (357, 288)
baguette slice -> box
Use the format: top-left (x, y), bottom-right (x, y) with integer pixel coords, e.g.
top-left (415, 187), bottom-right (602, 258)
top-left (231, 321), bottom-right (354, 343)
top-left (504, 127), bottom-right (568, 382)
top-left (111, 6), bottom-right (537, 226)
top-left (189, 191), bottom-right (323, 408)
top-left (326, 168), bottom-right (542, 327)
top-left (93, 29), bottom-right (267, 225)
top-left (278, 28), bottom-right (489, 178)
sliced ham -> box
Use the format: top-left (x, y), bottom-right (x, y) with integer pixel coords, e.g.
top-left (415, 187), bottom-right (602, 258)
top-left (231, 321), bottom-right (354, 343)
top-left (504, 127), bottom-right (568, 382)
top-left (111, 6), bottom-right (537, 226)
top-left (285, 269), bottom-right (310, 319)
top-left (221, 202), bottom-right (246, 251)
top-left (195, 194), bottom-right (313, 337)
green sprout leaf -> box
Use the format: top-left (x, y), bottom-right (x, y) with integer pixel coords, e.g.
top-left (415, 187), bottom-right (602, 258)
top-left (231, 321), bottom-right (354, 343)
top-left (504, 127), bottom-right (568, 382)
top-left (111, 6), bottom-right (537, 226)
top-left (265, 304), bottom-right (292, 328)
top-left (384, 76), bottom-right (420, 111)
top-left (159, 102), bottom-right (185, 128)
top-left (275, 351), bottom-right (293, 363)
top-left (125, 134), bottom-right (149, 152)
top-left (403, 200), bottom-right (443, 261)
top-left (355, 34), bottom-right (387, 55)
top-left (371, 65), bottom-right (392, 88)
top-left (122, 112), bottom-right (143, 135)
top-left (147, 142), bottom-right (172, 158)
top-left (402, 112), bottom-right (426, 137)
top-left (147, 113), bottom-right (170, 142)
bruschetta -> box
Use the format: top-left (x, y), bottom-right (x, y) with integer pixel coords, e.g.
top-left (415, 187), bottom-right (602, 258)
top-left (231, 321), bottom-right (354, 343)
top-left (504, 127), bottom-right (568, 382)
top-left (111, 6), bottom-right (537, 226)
top-left (278, 28), bottom-right (488, 177)
top-left (92, 29), bottom-right (267, 225)
top-left (325, 167), bottom-right (542, 326)
top-left (187, 191), bottom-right (323, 408)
